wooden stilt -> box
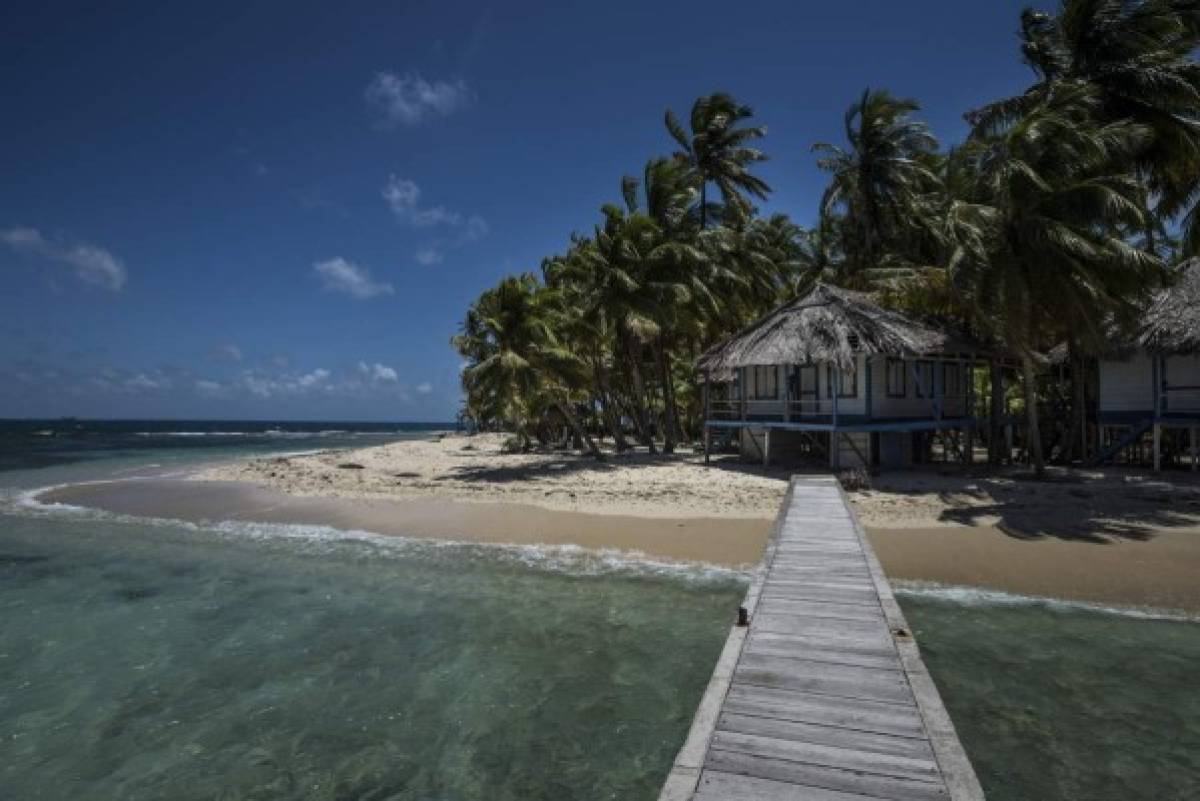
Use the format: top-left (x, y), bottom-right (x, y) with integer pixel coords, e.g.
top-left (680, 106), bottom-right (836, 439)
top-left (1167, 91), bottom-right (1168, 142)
top-left (763, 428), bottom-right (771, 468)
top-left (1005, 423), bottom-right (1014, 464)
top-left (1153, 423), bottom-right (1162, 472)
top-left (702, 373), bottom-right (711, 465)
top-left (1191, 426), bottom-right (1197, 472)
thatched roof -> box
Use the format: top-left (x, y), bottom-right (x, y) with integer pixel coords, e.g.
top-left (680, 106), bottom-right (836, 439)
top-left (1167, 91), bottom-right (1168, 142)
top-left (1136, 258), bottom-right (1200, 354)
top-left (697, 283), bottom-right (976, 372)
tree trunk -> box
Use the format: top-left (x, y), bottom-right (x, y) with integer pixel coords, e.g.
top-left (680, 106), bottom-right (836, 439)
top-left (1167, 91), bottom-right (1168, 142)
top-left (655, 335), bottom-right (679, 453)
top-left (623, 334), bottom-right (658, 454)
top-left (1060, 342), bottom-right (1086, 464)
top-left (699, 182), bottom-right (707, 230)
top-left (1021, 354), bottom-right (1046, 477)
top-left (556, 400), bottom-right (602, 459)
top-left (594, 367), bottom-right (630, 452)
top-left (989, 359), bottom-right (1005, 465)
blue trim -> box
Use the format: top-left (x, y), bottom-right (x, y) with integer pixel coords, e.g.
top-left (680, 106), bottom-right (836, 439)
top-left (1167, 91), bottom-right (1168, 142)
top-left (705, 416), bottom-right (978, 434)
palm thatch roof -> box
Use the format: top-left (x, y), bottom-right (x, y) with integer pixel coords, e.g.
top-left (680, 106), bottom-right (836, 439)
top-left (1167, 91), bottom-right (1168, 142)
top-left (697, 282), bottom-right (976, 372)
top-left (1136, 258), bottom-right (1200, 354)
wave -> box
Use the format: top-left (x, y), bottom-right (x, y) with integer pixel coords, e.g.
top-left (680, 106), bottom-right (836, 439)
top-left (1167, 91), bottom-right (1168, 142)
top-left (129, 429), bottom-right (449, 438)
top-left (3, 484), bottom-right (748, 587)
top-left (894, 580), bottom-right (1198, 623)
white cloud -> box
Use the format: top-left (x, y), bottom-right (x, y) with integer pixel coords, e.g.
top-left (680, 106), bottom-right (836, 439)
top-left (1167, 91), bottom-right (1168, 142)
top-left (124, 373), bottom-right (168, 392)
top-left (195, 379), bottom-right (226, 396)
top-left (462, 215), bottom-right (489, 242)
top-left (416, 381), bottom-right (433, 395)
top-left (358, 361), bottom-right (399, 382)
top-left (1, 226), bottom-right (127, 290)
top-left (414, 246), bottom-right (443, 266)
top-left (313, 257), bottom-right (394, 299)
top-left (297, 368), bottom-right (330, 388)
top-left (211, 344), bottom-right (243, 363)
top-left (383, 175), bottom-right (462, 228)
top-left (365, 71), bottom-right (471, 127)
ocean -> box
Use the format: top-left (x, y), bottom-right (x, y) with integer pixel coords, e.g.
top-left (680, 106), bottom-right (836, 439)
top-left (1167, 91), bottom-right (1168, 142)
top-left (0, 421), bottom-right (745, 800)
top-left (4, 420), bottom-right (1200, 800)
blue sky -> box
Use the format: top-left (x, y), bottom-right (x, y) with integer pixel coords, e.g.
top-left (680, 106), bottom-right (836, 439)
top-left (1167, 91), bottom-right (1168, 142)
top-left (1, 0), bottom-right (1035, 421)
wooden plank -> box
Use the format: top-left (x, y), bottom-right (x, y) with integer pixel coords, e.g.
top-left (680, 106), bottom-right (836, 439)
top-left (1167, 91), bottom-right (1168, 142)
top-left (705, 750), bottom-right (949, 801)
top-left (735, 656), bottom-right (913, 706)
top-left (659, 476), bottom-right (980, 801)
top-left (709, 729), bottom-right (940, 783)
top-left (723, 684), bottom-right (927, 740)
top-left (718, 712), bottom-right (937, 761)
top-left (755, 597), bottom-right (885, 623)
top-left (695, 770), bottom-right (883, 801)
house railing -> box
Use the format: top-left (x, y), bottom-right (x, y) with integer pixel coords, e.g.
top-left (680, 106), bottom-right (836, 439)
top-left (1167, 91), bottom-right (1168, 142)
top-left (1164, 386), bottom-right (1200, 415)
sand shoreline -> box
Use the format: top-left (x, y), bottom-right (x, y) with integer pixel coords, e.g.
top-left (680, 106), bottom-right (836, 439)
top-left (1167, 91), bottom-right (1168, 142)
top-left (51, 431), bottom-right (1200, 612)
top-left (39, 478), bottom-right (772, 567)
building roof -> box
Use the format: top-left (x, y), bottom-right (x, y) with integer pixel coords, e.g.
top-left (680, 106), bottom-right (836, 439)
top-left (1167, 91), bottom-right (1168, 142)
top-left (696, 282), bottom-right (980, 372)
top-left (1136, 258), bottom-right (1200, 354)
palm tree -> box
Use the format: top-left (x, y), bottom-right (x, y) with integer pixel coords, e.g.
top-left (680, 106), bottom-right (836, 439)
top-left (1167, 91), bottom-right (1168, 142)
top-left (665, 93), bottom-right (771, 228)
top-left (453, 274), bottom-right (602, 458)
top-left (968, 0), bottom-right (1200, 255)
top-left (950, 87), bottom-right (1163, 476)
top-left (813, 89), bottom-right (944, 285)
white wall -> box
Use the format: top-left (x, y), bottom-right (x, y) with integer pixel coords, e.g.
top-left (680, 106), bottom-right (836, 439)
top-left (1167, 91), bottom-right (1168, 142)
top-left (868, 356), bottom-right (968, 419)
top-left (1098, 351), bottom-right (1154, 413)
top-left (1165, 354), bottom-right (1200, 414)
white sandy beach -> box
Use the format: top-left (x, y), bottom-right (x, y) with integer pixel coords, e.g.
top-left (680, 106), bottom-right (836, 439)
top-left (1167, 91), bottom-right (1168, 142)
top-left (194, 432), bottom-right (792, 519)
top-left (187, 433), bottom-right (1200, 611)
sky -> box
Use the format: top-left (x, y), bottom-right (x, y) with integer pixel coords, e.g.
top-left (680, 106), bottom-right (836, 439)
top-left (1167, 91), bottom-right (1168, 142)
top-left (1, 0), bottom-right (1038, 422)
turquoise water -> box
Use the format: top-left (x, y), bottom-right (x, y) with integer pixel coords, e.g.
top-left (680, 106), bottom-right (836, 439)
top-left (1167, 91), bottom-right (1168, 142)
top-left (0, 424), bottom-right (745, 800)
top-left (900, 588), bottom-right (1200, 801)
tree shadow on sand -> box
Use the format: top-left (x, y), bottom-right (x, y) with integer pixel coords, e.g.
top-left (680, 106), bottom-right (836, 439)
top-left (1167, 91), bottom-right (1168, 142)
top-left (434, 448), bottom-right (793, 486)
top-left (872, 467), bottom-right (1200, 544)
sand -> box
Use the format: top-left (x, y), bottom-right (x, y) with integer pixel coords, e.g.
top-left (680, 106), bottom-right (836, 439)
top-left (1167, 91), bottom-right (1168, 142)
top-left (42, 478), bottom-right (771, 567)
top-left (849, 467), bottom-right (1200, 612)
top-left (193, 432), bottom-right (792, 519)
top-left (127, 434), bottom-right (1200, 612)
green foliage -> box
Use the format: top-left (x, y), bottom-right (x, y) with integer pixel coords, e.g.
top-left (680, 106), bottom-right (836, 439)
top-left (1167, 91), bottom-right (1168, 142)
top-left (453, 5), bottom-right (1200, 458)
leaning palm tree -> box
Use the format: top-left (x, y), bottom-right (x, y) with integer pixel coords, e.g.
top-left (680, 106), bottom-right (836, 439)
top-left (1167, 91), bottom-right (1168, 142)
top-left (665, 93), bottom-right (771, 228)
top-left (950, 86), bottom-right (1164, 476)
top-left (453, 274), bottom-right (602, 458)
top-left (968, 0), bottom-right (1200, 255)
top-left (813, 89), bottom-right (945, 286)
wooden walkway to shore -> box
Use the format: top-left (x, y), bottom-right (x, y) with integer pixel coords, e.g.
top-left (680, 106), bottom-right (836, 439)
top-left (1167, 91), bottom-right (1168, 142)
top-left (660, 476), bottom-right (984, 801)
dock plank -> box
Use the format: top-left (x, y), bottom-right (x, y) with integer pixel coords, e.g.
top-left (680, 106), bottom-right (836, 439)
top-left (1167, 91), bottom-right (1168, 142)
top-left (658, 476), bottom-right (983, 801)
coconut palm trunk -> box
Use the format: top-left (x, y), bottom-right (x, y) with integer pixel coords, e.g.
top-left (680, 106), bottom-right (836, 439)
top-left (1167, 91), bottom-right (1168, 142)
top-left (591, 356), bottom-right (630, 452)
top-left (555, 400), bottom-right (601, 459)
top-left (1021, 353), bottom-right (1045, 477)
top-left (989, 358), bottom-right (1006, 465)
top-left (654, 335), bottom-right (679, 453)
top-left (622, 334), bottom-right (658, 453)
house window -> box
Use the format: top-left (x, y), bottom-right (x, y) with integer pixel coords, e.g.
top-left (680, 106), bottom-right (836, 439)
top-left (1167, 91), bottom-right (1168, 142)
top-left (749, 365), bottom-right (778, 400)
top-left (914, 361), bottom-right (934, 398)
top-left (885, 358), bottom-right (906, 398)
top-left (943, 363), bottom-right (963, 398)
top-left (798, 364), bottom-right (819, 397)
top-left (826, 362), bottom-right (858, 398)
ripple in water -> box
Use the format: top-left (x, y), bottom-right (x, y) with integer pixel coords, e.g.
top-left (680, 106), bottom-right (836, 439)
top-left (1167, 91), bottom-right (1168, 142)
top-left (0, 508), bottom-right (745, 800)
top-left (899, 587), bottom-right (1200, 801)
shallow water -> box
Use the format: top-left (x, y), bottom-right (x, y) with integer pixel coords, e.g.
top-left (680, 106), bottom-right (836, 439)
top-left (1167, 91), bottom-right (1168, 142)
top-left (0, 422), bottom-right (745, 800)
top-left (0, 509), bottom-right (742, 800)
top-left (900, 587), bottom-right (1200, 801)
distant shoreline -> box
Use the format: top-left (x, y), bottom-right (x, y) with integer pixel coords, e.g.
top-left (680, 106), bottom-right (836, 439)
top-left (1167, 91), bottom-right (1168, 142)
top-left (39, 477), bottom-right (773, 568)
top-left (38, 430), bottom-right (1200, 612)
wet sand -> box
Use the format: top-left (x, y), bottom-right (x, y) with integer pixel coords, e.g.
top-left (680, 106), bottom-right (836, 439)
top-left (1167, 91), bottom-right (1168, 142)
top-left (868, 525), bottom-right (1200, 613)
top-left (40, 479), bottom-right (771, 567)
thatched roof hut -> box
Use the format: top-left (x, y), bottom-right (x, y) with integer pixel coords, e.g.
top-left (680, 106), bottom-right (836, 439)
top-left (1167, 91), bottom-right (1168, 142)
top-left (1136, 258), bottom-right (1200, 354)
top-left (697, 282), bottom-right (975, 372)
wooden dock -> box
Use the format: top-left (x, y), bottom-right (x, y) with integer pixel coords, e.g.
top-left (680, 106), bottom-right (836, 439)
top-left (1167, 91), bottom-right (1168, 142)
top-left (660, 476), bottom-right (984, 801)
